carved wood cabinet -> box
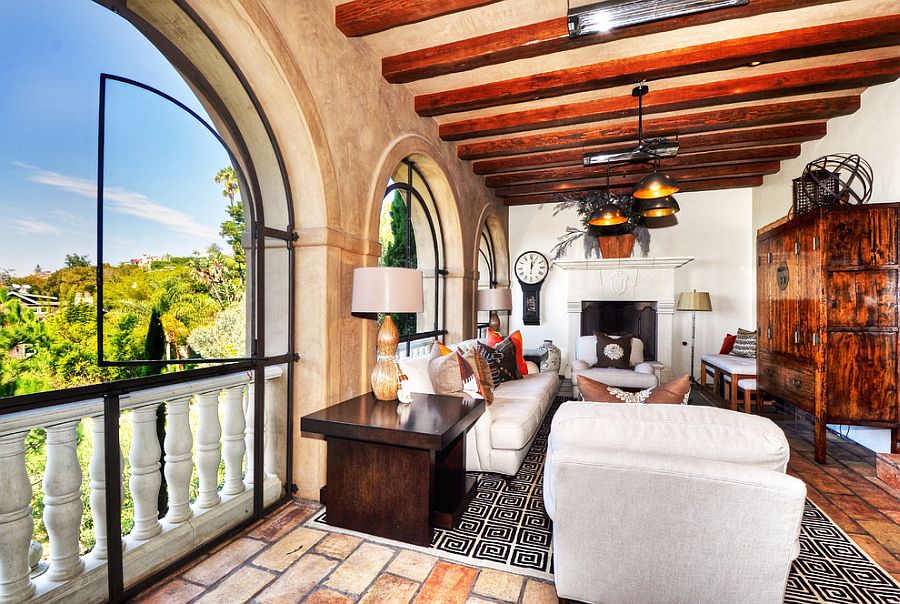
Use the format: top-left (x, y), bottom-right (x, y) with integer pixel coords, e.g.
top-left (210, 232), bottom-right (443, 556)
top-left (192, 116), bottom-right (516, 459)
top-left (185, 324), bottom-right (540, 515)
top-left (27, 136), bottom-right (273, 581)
top-left (757, 204), bottom-right (900, 463)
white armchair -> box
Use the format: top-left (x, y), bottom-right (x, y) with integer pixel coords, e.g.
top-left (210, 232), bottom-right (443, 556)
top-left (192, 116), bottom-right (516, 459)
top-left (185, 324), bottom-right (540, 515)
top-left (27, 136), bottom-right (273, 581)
top-left (544, 402), bottom-right (806, 604)
top-left (571, 335), bottom-right (660, 397)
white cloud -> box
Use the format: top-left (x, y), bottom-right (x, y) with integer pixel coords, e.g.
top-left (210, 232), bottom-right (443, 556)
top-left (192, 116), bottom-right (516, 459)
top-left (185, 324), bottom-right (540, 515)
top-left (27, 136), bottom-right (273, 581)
top-left (15, 162), bottom-right (218, 239)
top-left (8, 218), bottom-right (61, 235)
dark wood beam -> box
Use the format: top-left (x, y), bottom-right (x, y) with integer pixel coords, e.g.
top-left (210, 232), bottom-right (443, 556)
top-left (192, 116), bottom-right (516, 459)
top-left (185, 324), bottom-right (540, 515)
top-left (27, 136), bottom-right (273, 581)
top-left (415, 15), bottom-right (900, 116)
top-left (383, 0), bottom-right (852, 83)
top-left (502, 176), bottom-right (765, 206)
top-left (335, 0), bottom-right (499, 37)
top-left (458, 96), bottom-right (858, 160)
top-left (441, 57), bottom-right (900, 140)
top-left (495, 162), bottom-right (781, 197)
top-left (472, 123), bottom-right (827, 174)
top-left (485, 145), bottom-right (801, 187)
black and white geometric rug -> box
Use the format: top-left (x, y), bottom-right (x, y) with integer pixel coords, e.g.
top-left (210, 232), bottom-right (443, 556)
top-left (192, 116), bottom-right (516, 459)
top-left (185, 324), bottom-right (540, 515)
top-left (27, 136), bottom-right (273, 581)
top-left (308, 396), bottom-right (900, 600)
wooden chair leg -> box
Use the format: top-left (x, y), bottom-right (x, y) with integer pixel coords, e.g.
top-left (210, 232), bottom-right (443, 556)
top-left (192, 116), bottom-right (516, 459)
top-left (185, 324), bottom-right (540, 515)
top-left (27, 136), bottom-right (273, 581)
top-left (744, 387), bottom-right (751, 414)
top-left (730, 379), bottom-right (738, 411)
top-left (713, 368), bottom-right (721, 397)
top-left (700, 362), bottom-right (708, 387)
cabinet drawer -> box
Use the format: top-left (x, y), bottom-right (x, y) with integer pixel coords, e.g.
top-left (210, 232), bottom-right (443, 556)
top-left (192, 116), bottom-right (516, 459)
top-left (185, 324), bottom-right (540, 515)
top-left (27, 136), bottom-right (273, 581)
top-left (780, 365), bottom-right (815, 404)
top-left (758, 353), bottom-right (815, 409)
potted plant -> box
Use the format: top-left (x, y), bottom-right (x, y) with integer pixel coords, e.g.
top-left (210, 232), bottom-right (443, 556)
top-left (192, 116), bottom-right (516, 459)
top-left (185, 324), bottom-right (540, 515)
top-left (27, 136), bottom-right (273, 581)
top-left (550, 190), bottom-right (650, 260)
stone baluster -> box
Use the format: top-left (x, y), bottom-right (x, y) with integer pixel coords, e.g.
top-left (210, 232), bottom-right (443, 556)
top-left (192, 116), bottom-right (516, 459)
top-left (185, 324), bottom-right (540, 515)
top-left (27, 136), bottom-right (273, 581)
top-left (43, 421), bottom-right (85, 581)
top-left (163, 396), bottom-right (194, 524)
top-left (195, 391), bottom-right (222, 509)
top-left (221, 386), bottom-right (247, 496)
top-left (128, 404), bottom-right (161, 540)
top-left (243, 383), bottom-right (255, 490)
top-left (88, 415), bottom-right (124, 560)
top-left (0, 432), bottom-right (35, 603)
top-left (263, 376), bottom-right (281, 478)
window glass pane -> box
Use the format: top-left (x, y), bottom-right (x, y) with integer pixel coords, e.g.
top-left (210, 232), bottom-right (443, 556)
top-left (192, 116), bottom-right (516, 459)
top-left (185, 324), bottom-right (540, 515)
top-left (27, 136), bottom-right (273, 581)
top-left (100, 79), bottom-right (251, 363)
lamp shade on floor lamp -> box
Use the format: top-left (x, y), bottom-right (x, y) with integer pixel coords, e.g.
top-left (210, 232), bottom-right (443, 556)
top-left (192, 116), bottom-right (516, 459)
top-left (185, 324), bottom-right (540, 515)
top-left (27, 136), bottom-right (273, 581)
top-left (676, 290), bottom-right (712, 383)
top-left (352, 267), bottom-right (424, 400)
top-left (476, 287), bottom-right (512, 333)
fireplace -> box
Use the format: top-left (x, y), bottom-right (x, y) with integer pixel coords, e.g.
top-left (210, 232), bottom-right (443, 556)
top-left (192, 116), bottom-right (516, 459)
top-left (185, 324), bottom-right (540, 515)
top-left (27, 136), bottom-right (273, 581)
top-left (581, 301), bottom-right (657, 361)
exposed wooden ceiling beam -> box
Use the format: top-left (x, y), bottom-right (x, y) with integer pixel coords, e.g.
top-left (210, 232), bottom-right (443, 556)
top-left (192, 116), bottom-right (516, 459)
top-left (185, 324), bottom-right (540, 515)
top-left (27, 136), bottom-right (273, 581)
top-left (494, 162), bottom-right (781, 197)
top-left (485, 145), bottom-right (801, 188)
top-left (441, 57), bottom-right (900, 140)
top-left (415, 15), bottom-right (900, 116)
top-left (458, 96), bottom-right (858, 160)
top-left (502, 176), bottom-right (765, 205)
top-left (335, 0), bottom-right (499, 37)
top-left (472, 123), bottom-right (827, 174)
top-left (383, 0), bottom-right (852, 83)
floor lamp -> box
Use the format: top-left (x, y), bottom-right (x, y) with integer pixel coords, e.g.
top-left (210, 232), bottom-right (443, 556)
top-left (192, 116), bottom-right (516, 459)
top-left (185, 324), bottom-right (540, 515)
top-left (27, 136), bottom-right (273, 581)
top-left (676, 290), bottom-right (712, 383)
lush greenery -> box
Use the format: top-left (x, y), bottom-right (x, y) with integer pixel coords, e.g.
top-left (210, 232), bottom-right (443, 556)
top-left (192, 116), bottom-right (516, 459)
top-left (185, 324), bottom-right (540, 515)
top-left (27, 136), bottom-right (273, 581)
top-left (1, 167), bottom-right (244, 555)
top-left (378, 190), bottom-right (417, 336)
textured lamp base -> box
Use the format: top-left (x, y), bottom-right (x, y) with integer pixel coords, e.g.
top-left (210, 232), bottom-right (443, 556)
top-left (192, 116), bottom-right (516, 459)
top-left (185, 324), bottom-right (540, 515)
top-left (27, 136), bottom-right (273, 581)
top-left (488, 311), bottom-right (501, 334)
top-left (372, 314), bottom-right (400, 401)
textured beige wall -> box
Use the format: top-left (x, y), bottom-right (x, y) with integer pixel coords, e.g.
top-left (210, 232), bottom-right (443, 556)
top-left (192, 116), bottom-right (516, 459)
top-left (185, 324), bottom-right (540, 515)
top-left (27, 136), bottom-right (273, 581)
top-left (126, 0), bottom-right (506, 499)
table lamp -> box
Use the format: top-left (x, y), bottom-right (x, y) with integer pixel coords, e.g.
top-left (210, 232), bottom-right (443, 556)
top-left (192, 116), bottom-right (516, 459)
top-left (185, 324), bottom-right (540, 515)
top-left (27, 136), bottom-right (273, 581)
top-left (476, 287), bottom-right (512, 333)
top-left (352, 267), bottom-right (424, 400)
top-left (676, 290), bottom-right (712, 383)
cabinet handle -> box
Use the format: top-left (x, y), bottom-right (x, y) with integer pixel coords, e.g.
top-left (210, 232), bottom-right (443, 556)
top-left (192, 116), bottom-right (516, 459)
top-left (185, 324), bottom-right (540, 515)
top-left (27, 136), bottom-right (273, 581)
top-left (794, 241), bottom-right (800, 255)
top-left (767, 252), bottom-right (773, 264)
top-left (794, 330), bottom-right (800, 345)
top-left (791, 378), bottom-right (802, 389)
top-left (812, 236), bottom-right (820, 250)
top-left (766, 368), bottom-right (775, 378)
top-left (812, 332), bottom-right (820, 346)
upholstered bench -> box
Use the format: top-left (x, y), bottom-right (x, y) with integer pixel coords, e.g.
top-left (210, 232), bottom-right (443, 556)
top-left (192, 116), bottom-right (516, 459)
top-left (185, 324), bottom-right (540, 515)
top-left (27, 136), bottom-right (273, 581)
top-left (700, 353), bottom-right (756, 408)
top-left (738, 378), bottom-right (761, 414)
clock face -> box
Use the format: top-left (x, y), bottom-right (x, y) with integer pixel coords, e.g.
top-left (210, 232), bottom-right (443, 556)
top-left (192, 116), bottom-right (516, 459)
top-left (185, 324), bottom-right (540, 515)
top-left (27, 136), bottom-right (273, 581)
top-left (515, 251), bottom-right (549, 284)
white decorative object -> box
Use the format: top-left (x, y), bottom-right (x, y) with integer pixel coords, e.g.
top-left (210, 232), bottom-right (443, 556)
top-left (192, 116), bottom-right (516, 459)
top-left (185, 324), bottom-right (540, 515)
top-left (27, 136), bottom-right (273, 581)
top-left (43, 421), bottom-right (85, 581)
top-left (129, 405), bottom-right (162, 540)
top-left (221, 386), bottom-right (247, 496)
top-left (244, 383), bottom-right (256, 490)
top-left (538, 340), bottom-right (561, 373)
top-left (195, 391), bottom-right (222, 509)
top-left (89, 415), bottom-right (124, 558)
top-left (0, 432), bottom-right (35, 603)
top-left (163, 396), bottom-right (194, 524)
top-left (397, 375), bottom-right (413, 404)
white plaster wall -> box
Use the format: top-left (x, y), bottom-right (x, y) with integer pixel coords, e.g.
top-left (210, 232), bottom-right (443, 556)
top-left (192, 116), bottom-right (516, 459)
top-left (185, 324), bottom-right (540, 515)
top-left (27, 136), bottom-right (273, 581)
top-left (753, 79), bottom-right (900, 453)
top-left (508, 188), bottom-right (755, 379)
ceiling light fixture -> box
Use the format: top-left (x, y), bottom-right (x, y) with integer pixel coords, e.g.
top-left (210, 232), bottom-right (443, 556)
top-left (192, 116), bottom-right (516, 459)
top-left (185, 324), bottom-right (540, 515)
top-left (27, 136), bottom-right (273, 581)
top-left (638, 195), bottom-right (680, 217)
top-left (633, 165), bottom-right (681, 199)
top-left (568, 0), bottom-right (749, 38)
top-left (588, 203), bottom-right (629, 226)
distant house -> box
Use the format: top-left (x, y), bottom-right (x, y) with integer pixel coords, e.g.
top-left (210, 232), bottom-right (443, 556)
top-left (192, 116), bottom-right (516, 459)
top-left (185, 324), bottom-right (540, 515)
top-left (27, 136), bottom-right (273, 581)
top-left (129, 253), bottom-right (162, 269)
top-left (8, 285), bottom-right (60, 319)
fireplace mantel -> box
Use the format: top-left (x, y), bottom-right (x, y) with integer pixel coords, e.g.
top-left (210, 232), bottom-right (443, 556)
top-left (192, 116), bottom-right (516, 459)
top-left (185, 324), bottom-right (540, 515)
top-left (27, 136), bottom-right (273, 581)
top-left (554, 256), bottom-right (694, 271)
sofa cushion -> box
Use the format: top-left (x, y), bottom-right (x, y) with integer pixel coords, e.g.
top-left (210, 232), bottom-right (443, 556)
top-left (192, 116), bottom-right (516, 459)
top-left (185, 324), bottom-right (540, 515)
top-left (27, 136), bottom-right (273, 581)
top-left (572, 367), bottom-right (658, 390)
top-left (575, 335), bottom-right (644, 367)
top-left (593, 332), bottom-right (632, 369)
top-left (493, 370), bottom-right (559, 404)
top-left (398, 355), bottom-right (435, 394)
top-left (701, 353), bottom-right (756, 375)
top-left (550, 402), bottom-right (790, 472)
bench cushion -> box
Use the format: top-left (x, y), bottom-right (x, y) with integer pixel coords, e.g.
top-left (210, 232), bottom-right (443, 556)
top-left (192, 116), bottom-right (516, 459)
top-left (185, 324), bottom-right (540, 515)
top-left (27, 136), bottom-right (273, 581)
top-left (701, 353), bottom-right (756, 376)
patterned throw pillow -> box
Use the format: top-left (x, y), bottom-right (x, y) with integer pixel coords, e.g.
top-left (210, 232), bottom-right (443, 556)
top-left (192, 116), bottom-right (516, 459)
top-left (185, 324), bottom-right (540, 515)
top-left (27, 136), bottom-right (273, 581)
top-left (481, 339), bottom-right (521, 386)
top-left (577, 374), bottom-right (691, 404)
top-left (592, 332), bottom-right (632, 369)
top-left (463, 347), bottom-right (494, 404)
top-left (486, 330), bottom-right (529, 375)
top-left (427, 344), bottom-right (479, 397)
top-left (476, 343), bottom-right (503, 387)
top-left (730, 328), bottom-right (757, 358)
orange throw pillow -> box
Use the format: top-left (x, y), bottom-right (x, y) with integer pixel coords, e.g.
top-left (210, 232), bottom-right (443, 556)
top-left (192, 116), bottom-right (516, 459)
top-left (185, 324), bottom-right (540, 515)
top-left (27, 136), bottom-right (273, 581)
top-left (486, 329), bottom-right (503, 347)
top-left (508, 330), bottom-right (528, 375)
top-left (577, 374), bottom-right (691, 405)
top-left (645, 375), bottom-right (692, 404)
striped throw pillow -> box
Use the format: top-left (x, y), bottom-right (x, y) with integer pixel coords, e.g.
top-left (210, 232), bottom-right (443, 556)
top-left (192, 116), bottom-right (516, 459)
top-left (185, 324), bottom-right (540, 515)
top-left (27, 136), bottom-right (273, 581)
top-left (730, 328), bottom-right (757, 358)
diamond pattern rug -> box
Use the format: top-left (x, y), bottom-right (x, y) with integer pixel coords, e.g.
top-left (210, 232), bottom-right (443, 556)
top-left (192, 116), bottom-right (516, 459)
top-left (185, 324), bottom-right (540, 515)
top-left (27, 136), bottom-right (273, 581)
top-left (308, 396), bottom-right (900, 601)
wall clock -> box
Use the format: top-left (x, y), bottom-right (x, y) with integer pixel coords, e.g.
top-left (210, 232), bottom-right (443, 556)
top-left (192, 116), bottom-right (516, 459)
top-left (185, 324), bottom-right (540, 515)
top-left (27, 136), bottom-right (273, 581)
top-left (515, 251), bottom-right (549, 325)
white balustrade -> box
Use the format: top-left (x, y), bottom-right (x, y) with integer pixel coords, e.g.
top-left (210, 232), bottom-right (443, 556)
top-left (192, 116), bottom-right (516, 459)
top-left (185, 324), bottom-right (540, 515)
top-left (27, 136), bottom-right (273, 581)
top-left (0, 432), bottom-right (35, 604)
top-left (221, 386), bottom-right (247, 496)
top-left (87, 415), bottom-right (123, 560)
top-left (194, 391), bottom-right (222, 509)
top-left (43, 421), bottom-right (85, 581)
top-left (128, 404), bottom-right (162, 541)
top-left (244, 383), bottom-right (255, 490)
top-left (163, 397), bottom-right (193, 524)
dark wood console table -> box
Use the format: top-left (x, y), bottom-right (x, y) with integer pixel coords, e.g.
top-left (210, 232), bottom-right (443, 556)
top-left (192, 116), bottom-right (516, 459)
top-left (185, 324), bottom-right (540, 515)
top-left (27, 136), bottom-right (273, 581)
top-left (300, 392), bottom-right (485, 546)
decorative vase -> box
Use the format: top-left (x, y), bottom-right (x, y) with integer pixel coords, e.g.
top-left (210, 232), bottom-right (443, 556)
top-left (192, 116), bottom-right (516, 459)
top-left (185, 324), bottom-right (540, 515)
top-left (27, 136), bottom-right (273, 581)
top-left (538, 339), bottom-right (561, 374)
top-left (598, 233), bottom-right (636, 259)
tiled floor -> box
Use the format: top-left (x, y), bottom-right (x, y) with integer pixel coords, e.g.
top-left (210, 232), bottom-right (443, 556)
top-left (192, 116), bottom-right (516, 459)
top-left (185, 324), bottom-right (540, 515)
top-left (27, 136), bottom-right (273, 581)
top-left (136, 387), bottom-right (900, 603)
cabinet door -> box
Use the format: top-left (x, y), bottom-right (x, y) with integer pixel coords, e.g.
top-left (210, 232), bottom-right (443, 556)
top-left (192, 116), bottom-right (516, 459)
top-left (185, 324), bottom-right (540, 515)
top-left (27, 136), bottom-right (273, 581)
top-left (770, 230), bottom-right (800, 356)
top-left (826, 332), bottom-right (897, 423)
top-left (796, 219), bottom-right (821, 361)
top-left (826, 207), bottom-right (897, 268)
top-left (757, 237), bottom-right (773, 354)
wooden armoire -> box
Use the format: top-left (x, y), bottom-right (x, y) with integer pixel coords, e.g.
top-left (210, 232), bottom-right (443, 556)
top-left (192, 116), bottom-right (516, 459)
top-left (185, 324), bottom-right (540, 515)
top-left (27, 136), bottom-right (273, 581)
top-left (757, 204), bottom-right (900, 463)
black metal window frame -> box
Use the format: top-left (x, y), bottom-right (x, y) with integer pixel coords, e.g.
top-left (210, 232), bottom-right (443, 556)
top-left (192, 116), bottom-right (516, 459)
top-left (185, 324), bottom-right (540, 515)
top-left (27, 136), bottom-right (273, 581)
top-left (383, 159), bottom-right (448, 355)
top-left (479, 225), bottom-right (498, 288)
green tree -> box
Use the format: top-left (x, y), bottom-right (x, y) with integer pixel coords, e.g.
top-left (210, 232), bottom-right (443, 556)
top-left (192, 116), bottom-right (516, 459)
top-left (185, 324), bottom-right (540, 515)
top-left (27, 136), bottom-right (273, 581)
top-left (379, 191), bottom-right (417, 336)
top-left (214, 166), bottom-right (245, 265)
top-left (64, 253), bottom-right (90, 268)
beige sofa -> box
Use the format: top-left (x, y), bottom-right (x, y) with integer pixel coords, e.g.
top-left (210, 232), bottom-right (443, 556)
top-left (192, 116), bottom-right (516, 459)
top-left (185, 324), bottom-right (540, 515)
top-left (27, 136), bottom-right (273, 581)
top-left (544, 402), bottom-right (806, 604)
top-left (399, 342), bottom-right (559, 475)
top-left (570, 335), bottom-right (660, 397)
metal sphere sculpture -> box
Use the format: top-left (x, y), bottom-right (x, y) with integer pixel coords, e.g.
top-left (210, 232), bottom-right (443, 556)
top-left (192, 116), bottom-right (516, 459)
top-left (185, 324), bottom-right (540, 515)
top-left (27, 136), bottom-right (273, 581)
top-left (801, 154), bottom-right (873, 205)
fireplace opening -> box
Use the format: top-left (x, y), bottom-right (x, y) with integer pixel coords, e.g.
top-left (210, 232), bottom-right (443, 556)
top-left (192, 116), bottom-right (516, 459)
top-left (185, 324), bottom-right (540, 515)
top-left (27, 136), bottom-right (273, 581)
top-left (581, 301), bottom-right (658, 361)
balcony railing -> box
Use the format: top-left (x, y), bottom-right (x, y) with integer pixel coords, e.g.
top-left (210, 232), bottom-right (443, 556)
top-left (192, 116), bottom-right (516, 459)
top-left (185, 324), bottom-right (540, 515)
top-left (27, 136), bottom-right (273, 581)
top-left (0, 365), bottom-right (285, 604)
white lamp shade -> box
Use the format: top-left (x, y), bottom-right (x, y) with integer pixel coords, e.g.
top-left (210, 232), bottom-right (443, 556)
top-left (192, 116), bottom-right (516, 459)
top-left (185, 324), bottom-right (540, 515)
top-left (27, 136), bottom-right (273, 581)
top-left (351, 267), bottom-right (424, 313)
top-left (476, 287), bottom-right (513, 311)
top-left (676, 291), bottom-right (712, 312)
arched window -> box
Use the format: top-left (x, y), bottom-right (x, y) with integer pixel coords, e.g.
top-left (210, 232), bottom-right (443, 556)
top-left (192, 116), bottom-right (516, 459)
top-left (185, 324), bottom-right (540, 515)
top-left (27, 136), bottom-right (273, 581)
top-left (379, 159), bottom-right (446, 356)
top-left (477, 223), bottom-right (501, 335)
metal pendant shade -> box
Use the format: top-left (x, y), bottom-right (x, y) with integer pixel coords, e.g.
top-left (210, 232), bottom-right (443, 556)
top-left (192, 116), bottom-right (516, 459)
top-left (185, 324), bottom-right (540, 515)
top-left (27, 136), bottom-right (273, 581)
top-left (632, 170), bottom-right (681, 199)
top-left (638, 195), bottom-right (680, 217)
top-left (588, 203), bottom-right (629, 226)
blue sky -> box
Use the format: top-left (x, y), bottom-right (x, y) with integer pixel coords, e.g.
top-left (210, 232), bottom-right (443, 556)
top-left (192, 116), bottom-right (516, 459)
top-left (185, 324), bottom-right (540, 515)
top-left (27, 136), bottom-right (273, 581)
top-left (0, 1), bottom-right (232, 276)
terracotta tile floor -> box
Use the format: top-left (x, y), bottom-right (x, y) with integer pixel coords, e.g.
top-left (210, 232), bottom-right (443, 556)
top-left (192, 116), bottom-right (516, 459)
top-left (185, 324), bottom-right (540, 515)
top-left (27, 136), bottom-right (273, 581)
top-left (134, 500), bottom-right (557, 603)
top-left (136, 389), bottom-right (900, 603)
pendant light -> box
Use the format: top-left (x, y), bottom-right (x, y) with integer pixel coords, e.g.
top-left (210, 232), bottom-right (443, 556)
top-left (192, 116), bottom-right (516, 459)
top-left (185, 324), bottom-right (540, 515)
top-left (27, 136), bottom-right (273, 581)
top-left (638, 195), bottom-right (680, 217)
top-left (588, 159), bottom-right (629, 226)
top-left (627, 84), bottom-right (681, 200)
